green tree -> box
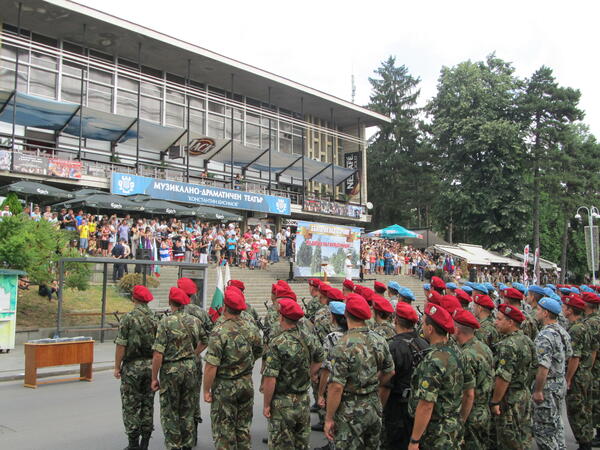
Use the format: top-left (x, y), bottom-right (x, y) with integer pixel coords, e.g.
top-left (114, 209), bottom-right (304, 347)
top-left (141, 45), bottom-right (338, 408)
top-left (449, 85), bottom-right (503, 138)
top-left (1, 192), bottom-right (22, 214)
top-left (427, 54), bottom-right (529, 251)
top-left (311, 245), bottom-right (322, 275)
top-left (330, 247), bottom-right (347, 275)
top-left (296, 241), bottom-right (313, 267)
top-left (367, 56), bottom-right (438, 229)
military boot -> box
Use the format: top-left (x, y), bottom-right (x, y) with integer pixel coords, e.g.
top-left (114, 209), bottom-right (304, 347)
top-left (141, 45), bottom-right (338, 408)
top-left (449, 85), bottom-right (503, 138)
top-left (139, 434), bottom-right (151, 450)
top-left (592, 430), bottom-right (600, 447)
top-left (123, 435), bottom-right (140, 450)
top-left (578, 443), bottom-right (592, 450)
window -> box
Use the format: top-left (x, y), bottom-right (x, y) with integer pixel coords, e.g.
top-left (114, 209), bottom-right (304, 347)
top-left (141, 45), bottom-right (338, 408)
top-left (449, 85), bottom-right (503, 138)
top-left (61, 74), bottom-right (82, 103)
top-left (140, 96), bottom-right (161, 123)
top-left (30, 67), bottom-right (56, 98)
top-left (117, 90), bottom-right (138, 117)
top-left (208, 113), bottom-right (225, 138)
top-left (166, 102), bottom-right (184, 127)
top-left (189, 110), bottom-right (205, 134)
top-left (247, 123), bottom-right (259, 147)
top-left (88, 82), bottom-right (112, 112)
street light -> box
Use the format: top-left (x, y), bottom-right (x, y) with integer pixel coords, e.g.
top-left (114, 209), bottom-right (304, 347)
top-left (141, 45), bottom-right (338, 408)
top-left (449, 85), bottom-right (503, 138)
top-left (575, 206), bottom-right (600, 285)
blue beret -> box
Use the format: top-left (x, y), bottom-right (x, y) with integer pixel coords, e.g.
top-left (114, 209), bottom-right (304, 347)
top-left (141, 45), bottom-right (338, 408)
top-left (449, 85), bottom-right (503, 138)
top-left (528, 285), bottom-right (546, 296)
top-left (580, 285), bottom-right (594, 293)
top-left (498, 283), bottom-right (508, 291)
top-left (329, 301), bottom-right (346, 315)
top-left (571, 287), bottom-right (581, 294)
top-left (545, 284), bottom-right (556, 292)
top-left (538, 297), bottom-right (562, 315)
top-left (399, 287), bottom-right (415, 301)
top-left (464, 281), bottom-right (475, 287)
top-left (550, 292), bottom-right (561, 302)
top-left (446, 282), bottom-right (457, 290)
top-left (423, 283), bottom-right (431, 291)
top-left (512, 282), bottom-right (527, 294)
top-left (472, 283), bottom-right (489, 294)
top-left (559, 287), bottom-right (572, 295)
top-left (484, 282), bottom-right (495, 292)
top-left (461, 285), bottom-right (473, 294)
top-left (388, 281), bottom-right (402, 293)
top-left (543, 287), bottom-right (555, 297)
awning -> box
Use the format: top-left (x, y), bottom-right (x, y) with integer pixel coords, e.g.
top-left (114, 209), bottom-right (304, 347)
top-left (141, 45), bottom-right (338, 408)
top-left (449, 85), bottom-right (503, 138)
top-left (52, 193), bottom-right (146, 212)
top-left (0, 181), bottom-right (75, 199)
top-left (433, 244), bottom-right (491, 266)
top-left (193, 205), bottom-right (242, 222)
top-left (72, 188), bottom-right (108, 198)
top-left (509, 252), bottom-right (559, 270)
top-left (458, 244), bottom-right (522, 266)
top-left (124, 194), bottom-right (242, 220)
top-left (365, 224), bottom-right (423, 239)
top-left (134, 199), bottom-right (197, 217)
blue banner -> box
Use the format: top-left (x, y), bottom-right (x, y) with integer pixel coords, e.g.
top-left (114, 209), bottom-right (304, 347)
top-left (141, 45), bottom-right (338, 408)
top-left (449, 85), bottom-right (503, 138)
top-left (111, 173), bottom-right (291, 216)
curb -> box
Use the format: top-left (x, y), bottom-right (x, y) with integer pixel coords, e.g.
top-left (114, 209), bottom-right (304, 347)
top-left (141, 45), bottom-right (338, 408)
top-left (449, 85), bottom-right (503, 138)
top-left (0, 363), bottom-right (114, 383)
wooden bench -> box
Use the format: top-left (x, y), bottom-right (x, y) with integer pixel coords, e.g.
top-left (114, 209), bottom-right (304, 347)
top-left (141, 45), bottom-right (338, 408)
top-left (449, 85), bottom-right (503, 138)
top-left (24, 340), bottom-right (94, 388)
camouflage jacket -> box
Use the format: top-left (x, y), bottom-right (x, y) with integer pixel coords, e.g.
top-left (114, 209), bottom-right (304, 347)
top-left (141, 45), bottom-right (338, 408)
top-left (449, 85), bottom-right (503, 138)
top-left (408, 341), bottom-right (470, 425)
top-left (495, 330), bottom-right (536, 403)
top-left (567, 318), bottom-right (594, 373)
top-left (314, 304), bottom-right (333, 345)
top-left (534, 322), bottom-right (572, 382)
top-left (373, 321), bottom-right (396, 340)
top-left (152, 309), bottom-right (207, 363)
top-left (330, 327), bottom-right (394, 395)
top-left (521, 308), bottom-right (541, 341)
top-left (184, 303), bottom-right (214, 335)
top-left (460, 337), bottom-right (493, 408)
top-left (305, 296), bottom-right (321, 322)
top-left (322, 328), bottom-right (345, 372)
top-left (204, 316), bottom-right (263, 379)
top-left (115, 303), bottom-right (158, 362)
top-left (475, 315), bottom-right (500, 352)
top-left (263, 326), bottom-right (324, 395)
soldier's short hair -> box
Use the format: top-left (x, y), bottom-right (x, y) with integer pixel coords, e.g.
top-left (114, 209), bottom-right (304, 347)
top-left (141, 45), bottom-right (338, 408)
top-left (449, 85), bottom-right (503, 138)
top-left (346, 311), bottom-right (363, 323)
top-left (456, 322), bottom-right (474, 336)
top-left (168, 300), bottom-right (184, 309)
top-left (375, 310), bottom-right (392, 321)
top-left (281, 315), bottom-right (298, 325)
top-left (567, 305), bottom-right (583, 316)
top-left (425, 314), bottom-right (447, 337)
top-left (544, 310), bottom-right (558, 321)
top-left (331, 313), bottom-right (348, 331)
top-left (394, 316), bottom-right (415, 330)
top-left (225, 306), bottom-right (241, 316)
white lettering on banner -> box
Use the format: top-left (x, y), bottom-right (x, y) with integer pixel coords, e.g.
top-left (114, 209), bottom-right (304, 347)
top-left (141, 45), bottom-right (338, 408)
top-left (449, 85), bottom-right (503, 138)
top-left (243, 194), bottom-right (264, 204)
top-left (111, 203), bottom-right (122, 209)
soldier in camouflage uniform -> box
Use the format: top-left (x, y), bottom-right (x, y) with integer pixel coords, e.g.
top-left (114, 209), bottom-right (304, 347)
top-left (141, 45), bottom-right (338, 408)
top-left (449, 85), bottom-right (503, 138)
top-left (581, 292), bottom-right (600, 445)
top-left (490, 304), bottom-right (536, 450)
top-left (151, 287), bottom-right (207, 450)
top-left (114, 285), bottom-right (158, 450)
top-left (262, 298), bottom-right (324, 449)
top-left (453, 309), bottom-right (494, 450)
top-left (317, 301), bottom-right (348, 407)
top-left (325, 293), bottom-right (394, 449)
top-left (564, 294), bottom-right (595, 449)
top-left (372, 294), bottom-right (396, 340)
top-left (203, 285), bottom-right (263, 450)
top-left (408, 304), bottom-right (471, 450)
top-left (354, 285), bottom-right (376, 329)
top-left (264, 281), bottom-right (292, 340)
top-left (531, 297), bottom-right (572, 450)
top-left (305, 278), bottom-right (323, 322)
top-left (472, 294), bottom-right (499, 353)
top-left (522, 285), bottom-right (546, 341)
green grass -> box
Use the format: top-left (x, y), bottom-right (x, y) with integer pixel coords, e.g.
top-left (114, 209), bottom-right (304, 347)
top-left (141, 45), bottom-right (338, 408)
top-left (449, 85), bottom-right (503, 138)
top-left (17, 285), bottom-right (134, 330)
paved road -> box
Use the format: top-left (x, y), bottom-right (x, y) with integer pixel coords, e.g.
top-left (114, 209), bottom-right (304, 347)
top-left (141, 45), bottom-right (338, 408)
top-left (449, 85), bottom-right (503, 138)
top-left (0, 366), bottom-right (586, 449)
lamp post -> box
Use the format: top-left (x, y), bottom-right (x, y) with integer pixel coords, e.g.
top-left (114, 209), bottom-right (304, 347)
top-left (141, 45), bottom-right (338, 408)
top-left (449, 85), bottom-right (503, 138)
top-left (575, 206), bottom-right (600, 285)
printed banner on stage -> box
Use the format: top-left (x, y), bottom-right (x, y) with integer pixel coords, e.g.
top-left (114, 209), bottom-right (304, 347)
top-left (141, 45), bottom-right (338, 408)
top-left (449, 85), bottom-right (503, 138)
top-left (344, 152), bottom-right (361, 202)
top-left (303, 197), bottom-right (363, 218)
top-left (111, 172), bottom-right (291, 215)
top-left (11, 153), bottom-right (82, 179)
top-left (294, 220), bottom-right (361, 278)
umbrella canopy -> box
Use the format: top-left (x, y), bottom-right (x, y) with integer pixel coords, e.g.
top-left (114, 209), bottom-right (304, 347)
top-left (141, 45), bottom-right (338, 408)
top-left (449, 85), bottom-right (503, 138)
top-left (72, 188), bottom-right (108, 198)
top-left (135, 199), bottom-right (197, 217)
top-left (52, 193), bottom-right (145, 212)
top-left (0, 181), bottom-right (75, 200)
top-left (365, 224), bottom-right (423, 239)
top-left (193, 205), bottom-right (243, 222)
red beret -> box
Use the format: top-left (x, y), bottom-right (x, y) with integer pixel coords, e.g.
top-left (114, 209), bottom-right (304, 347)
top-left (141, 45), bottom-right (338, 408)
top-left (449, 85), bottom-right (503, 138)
top-left (503, 288), bottom-right (524, 301)
top-left (277, 280), bottom-right (290, 290)
top-left (431, 276), bottom-right (446, 289)
top-left (498, 303), bottom-right (525, 323)
top-left (354, 285), bottom-right (375, 304)
top-left (319, 283), bottom-right (332, 297)
top-left (326, 287), bottom-right (345, 302)
top-left (565, 294), bottom-right (586, 311)
top-left (395, 302), bottom-right (418, 323)
top-left (345, 293), bottom-right (372, 320)
top-left (228, 279), bottom-right (245, 291)
top-left (582, 292), bottom-right (600, 304)
top-left (275, 285), bottom-right (297, 301)
top-left (374, 281), bottom-right (387, 294)
top-left (272, 280), bottom-right (290, 294)
top-left (455, 289), bottom-right (472, 304)
top-left (453, 309), bottom-right (481, 329)
top-left (424, 303), bottom-right (455, 334)
top-left (372, 294), bottom-right (394, 314)
top-left (427, 289), bottom-right (443, 306)
top-left (132, 285), bottom-right (154, 302)
top-left (474, 294), bottom-right (495, 310)
top-left (177, 277), bottom-right (197, 296)
top-left (342, 279), bottom-right (355, 291)
top-left (278, 298), bottom-right (304, 320)
top-left (224, 285), bottom-right (247, 311)
top-left (308, 278), bottom-right (321, 288)
top-left (169, 287), bottom-right (190, 305)
top-left (440, 295), bottom-right (462, 315)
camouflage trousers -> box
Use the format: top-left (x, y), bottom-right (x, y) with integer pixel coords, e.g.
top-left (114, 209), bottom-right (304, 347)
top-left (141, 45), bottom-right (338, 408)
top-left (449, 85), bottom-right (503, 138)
top-left (193, 356), bottom-right (203, 424)
top-left (420, 418), bottom-right (461, 449)
top-left (381, 396), bottom-right (412, 450)
top-left (211, 374), bottom-right (254, 450)
top-left (566, 369), bottom-right (594, 444)
top-left (532, 384), bottom-right (567, 450)
top-left (493, 393), bottom-right (533, 450)
top-left (120, 359), bottom-right (155, 438)
top-left (334, 391), bottom-right (382, 450)
top-left (159, 359), bottom-right (197, 450)
top-left (268, 392), bottom-right (310, 450)
top-left (592, 365), bottom-right (600, 428)
top-left (463, 404), bottom-right (490, 450)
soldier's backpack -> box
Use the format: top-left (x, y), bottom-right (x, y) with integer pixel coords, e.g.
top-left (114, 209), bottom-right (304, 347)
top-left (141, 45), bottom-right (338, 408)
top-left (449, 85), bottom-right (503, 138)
top-left (404, 336), bottom-right (430, 372)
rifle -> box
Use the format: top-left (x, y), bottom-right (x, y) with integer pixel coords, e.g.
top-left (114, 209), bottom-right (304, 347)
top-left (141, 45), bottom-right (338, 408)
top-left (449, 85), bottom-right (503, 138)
top-left (416, 305), bottom-right (423, 316)
top-left (300, 296), bottom-right (309, 312)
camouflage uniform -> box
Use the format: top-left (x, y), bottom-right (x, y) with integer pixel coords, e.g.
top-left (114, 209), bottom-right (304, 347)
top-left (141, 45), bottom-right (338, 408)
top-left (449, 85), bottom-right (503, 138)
top-left (373, 321), bottom-right (396, 340)
top-left (522, 308), bottom-right (541, 341)
top-left (583, 310), bottom-right (600, 430)
top-left (532, 322), bottom-right (572, 450)
top-left (313, 303), bottom-right (333, 345)
top-left (115, 303), bottom-right (158, 444)
top-left (493, 330), bottom-right (536, 450)
top-left (329, 327), bottom-right (394, 449)
top-left (408, 341), bottom-right (471, 449)
top-left (305, 296), bottom-right (321, 322)
top-left (475, 315), bottom-right (500, 353)
top-left (152, 309), bottom-right (207, 450)
top-left (566, 318), bottom-right (595, 445)
top-left (460, 337), bottom-right (494, 450)
top-left (205, 316), bottom-right (263, 450)
top-left (184, 303), bottom-right (214, 428)
top-left (263, 326), bottom-right (324, 449)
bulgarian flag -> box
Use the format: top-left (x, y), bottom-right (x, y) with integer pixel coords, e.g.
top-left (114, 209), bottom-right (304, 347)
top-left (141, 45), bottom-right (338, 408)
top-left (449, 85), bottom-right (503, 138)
top-left (209, 264), bottom-right (231, 322)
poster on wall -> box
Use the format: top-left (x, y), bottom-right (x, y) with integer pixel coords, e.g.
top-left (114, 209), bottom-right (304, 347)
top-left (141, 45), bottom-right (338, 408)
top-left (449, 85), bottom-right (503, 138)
top-left (0, 150), bottom-right (11, 171)
top-left (344, 151), bottom-right (361, 202)
top-left (294, 220), bottom-right (362, 279)
top-left (48, 158), bottom-right (82, 179)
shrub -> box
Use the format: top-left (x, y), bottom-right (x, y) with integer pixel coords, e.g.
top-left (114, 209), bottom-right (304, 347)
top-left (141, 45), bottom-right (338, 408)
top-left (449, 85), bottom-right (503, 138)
top-left (1, 192), bottom-right (22, 214)
top-left (118, 272), bottom-right (160, 295)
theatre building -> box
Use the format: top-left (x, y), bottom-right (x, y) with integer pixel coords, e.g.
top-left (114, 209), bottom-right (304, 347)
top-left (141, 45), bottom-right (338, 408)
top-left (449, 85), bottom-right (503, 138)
top-left (0, 0), bottom-right (389, 227)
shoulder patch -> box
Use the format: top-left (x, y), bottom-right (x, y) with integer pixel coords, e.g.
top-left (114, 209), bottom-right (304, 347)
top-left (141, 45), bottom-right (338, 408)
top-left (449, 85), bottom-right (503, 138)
top-left (499, 359), bottom-right (506, 365)
top-left (421, 380), bottom-right (429, 389)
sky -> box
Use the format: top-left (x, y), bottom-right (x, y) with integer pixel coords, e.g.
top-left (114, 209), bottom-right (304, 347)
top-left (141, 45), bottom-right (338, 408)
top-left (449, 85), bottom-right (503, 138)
top-left (80, 0), bottom-right (600, 136)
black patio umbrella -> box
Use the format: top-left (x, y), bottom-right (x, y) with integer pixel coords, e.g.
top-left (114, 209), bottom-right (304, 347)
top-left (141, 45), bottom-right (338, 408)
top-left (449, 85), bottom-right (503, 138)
top-left (192, 205), bottom-right (243, 221)
top-left (71, 188), bottom-right (108, 198)
top-left (52, 193), bottom-right (145, 212)
top-left (0, 181), bottom-right (75, 200)
top-left (135, 199), bottom-right (197, 217)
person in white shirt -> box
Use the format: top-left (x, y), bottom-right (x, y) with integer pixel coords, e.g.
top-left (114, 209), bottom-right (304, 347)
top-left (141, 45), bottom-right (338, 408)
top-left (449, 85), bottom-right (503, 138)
top-left (1, 205), bottom-right (12, 217)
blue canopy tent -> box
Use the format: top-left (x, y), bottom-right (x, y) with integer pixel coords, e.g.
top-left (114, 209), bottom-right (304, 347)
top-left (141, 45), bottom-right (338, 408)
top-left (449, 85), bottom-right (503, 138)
top-left (365, 224), bottom-right (423, 239)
